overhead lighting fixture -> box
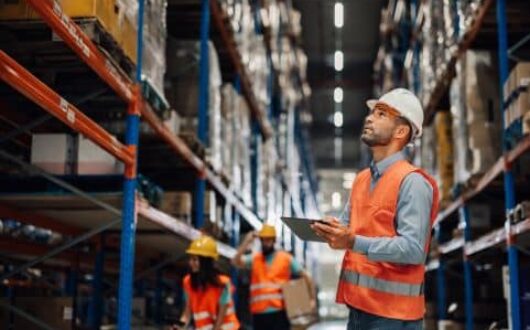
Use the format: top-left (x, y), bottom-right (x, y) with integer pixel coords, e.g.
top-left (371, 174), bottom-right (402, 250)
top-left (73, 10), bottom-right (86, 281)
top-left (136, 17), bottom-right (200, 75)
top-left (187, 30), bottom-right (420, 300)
top-left (334, 51), bottom-right (344, 72)
top-left (334, 87), bottom-right (343, 103)
top-left (331, 192), bottom-right (342, 209)
top-left (333, 111), bottom-right (343, 128)
top-left (334, 2), bottom-right (344, 28)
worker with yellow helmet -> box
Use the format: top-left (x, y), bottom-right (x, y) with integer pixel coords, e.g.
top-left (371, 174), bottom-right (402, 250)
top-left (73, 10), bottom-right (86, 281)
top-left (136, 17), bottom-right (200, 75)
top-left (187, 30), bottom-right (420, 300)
top-left (232, 224), bottom-right (316, 330)
top-left (175, 236), bottom-right (240, 330)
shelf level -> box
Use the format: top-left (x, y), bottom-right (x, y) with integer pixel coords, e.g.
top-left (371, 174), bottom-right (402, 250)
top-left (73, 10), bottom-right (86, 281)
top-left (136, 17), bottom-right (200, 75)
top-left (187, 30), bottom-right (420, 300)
top-left (465, 218), bottom-right (530, 256)
top-left (435, 135), bottom-right (530, 226)
top-left (422, 0), bottom-right (494, 123)
top-left (0, 51), bottom-right (135, 167)
top-left (438, 237), bottom-right (464, 255)
top-left (22, 0), bottom-right (264, 230)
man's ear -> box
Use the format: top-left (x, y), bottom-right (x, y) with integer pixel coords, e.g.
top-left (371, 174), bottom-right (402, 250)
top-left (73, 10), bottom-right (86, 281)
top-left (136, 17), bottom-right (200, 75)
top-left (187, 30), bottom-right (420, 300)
top-left (394, 123), bottom-right (411, 141)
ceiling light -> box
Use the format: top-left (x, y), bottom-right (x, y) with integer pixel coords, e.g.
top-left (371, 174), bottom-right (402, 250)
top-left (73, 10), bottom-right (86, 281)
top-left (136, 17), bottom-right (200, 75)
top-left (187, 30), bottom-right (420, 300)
top-left (334, 87), bottom-right (343, 103)
top-left (333, 111), bottom-right (343, 128)
top-left (334, 2), bottom-right (344, 28)
top-left (334, 51), bottom-right (343, 72)
top-left (331, 192), bottom-right (342, 209)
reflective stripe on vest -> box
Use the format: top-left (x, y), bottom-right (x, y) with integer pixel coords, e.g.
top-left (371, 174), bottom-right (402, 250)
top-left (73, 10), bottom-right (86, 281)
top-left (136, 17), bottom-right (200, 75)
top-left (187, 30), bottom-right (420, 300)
top-left (194, 311), bottom-right (212, 321)
top-left (193, 307), bottom-right (237, 329)
top-left (250, 293), bottom-right (284, 303)
top-left (341, 270), bottom-right (424, 297)
top-left (196, 321), bottom-right (237, 330)
top-left (250, 282), bottom-right (282, 291)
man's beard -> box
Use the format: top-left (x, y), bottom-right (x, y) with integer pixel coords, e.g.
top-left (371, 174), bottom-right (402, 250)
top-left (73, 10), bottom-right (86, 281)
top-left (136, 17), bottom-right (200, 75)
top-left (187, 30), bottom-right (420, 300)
top-left (361, 127), bottom-right (392, 147)
top-left (262, 245), bottom-right (275, 256)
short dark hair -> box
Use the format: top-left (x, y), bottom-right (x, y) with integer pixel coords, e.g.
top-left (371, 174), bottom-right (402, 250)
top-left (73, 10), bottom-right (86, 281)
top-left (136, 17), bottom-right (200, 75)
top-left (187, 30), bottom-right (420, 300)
top-left (394, 116), bottom-right (413, 142)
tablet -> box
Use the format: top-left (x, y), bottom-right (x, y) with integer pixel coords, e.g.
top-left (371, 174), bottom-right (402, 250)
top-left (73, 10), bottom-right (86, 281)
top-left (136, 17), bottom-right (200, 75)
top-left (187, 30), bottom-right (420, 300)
top-left (280, 217), bottom-right (328, 242)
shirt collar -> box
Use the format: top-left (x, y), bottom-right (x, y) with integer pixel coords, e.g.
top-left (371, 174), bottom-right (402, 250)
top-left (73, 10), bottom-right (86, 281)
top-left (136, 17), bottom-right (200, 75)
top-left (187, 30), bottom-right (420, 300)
top-left (369, 150), bottom-right (407, 179)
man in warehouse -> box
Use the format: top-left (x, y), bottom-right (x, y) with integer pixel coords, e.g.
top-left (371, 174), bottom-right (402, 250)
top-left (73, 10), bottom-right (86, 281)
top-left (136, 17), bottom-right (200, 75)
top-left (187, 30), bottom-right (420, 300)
top-left (312, 88), bottom-right (440, 330)
top-left (232, 224), bottom-right (316, 330)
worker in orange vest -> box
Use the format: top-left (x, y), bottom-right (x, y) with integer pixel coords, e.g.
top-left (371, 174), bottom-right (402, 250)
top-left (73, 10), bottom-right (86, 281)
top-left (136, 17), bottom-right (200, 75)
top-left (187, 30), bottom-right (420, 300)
top-left (232, 224), bottom-right (316, 330)
top-left (176, 236), bottom-right (240, 330)
top-left (312, 89), bottom-right (440, 330)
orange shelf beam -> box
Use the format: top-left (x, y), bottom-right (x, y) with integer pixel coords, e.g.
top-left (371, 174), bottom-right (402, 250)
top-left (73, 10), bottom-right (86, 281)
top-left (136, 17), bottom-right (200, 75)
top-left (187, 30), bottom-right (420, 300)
top-left (24, 0), bottom-right (134, 103)
top-left (0, 51), bottom-right (135, 166)
top-left (136, 198), bottom-right (237, 258)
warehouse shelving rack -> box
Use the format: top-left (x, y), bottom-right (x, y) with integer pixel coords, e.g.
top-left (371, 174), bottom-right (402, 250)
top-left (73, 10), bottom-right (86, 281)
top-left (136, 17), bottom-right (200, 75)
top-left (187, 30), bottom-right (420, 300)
top-left (376, 0), bottom-right (530, 329)
top-left (0, 0), bottom-right (318, 329)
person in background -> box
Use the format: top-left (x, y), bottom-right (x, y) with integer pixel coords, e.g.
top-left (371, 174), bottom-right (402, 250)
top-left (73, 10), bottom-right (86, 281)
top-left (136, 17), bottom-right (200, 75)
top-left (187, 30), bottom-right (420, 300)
top-left (232, 224), bottom-right (316, 330)
top-left (312, 88), bottom-right (440, 330)
top-left (176, 235), bottom-right (240, 330)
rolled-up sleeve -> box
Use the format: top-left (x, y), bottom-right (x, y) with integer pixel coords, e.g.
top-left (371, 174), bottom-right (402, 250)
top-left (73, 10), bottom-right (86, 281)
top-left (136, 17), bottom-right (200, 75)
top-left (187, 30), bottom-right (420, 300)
top-left (352, 173), bottom-right (433, 265)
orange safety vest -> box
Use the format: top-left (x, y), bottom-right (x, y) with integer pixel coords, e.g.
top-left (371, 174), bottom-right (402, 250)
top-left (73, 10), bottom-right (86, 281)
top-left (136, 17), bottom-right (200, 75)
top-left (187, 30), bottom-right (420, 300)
top-left (336, 160), bottom-right (439, 320)
top-left (183, 274), bottom-right (240, 330)
top-left (250, 251), bottom-right (292, 314)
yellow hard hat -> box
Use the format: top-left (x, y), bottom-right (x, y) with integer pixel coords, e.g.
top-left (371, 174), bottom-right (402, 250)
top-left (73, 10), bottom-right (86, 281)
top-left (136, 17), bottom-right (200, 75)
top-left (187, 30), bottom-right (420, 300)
top-left (186, 236), bottom-right (219, 260)
top-left (258, 224), bottom-right (277, 238)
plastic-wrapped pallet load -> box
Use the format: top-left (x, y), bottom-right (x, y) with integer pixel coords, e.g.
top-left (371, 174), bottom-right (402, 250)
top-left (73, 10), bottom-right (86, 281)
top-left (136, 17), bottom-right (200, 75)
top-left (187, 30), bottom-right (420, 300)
top-left (117, 0), bottom-right (168, 106)
top-left (220, 84), bottom-right (237, 182)
top-left (237, 96), bottom-right (253, 208)
top-left (165, 39), bottom-right (223, 172)
top-left (450, 60), bottom-right (472, 184)
top-left (463, 51), bottom-right (501, 175)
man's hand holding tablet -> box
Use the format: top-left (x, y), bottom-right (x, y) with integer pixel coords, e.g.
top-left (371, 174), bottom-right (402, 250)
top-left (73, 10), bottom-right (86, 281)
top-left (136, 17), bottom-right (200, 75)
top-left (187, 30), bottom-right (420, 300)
top-left (310, 216), bottom-right (356, 250)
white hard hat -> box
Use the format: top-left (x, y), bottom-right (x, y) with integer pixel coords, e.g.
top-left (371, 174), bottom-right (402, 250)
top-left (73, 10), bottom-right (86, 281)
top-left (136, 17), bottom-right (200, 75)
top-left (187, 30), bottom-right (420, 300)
top-left (366, 88), bottom-right (424, 140)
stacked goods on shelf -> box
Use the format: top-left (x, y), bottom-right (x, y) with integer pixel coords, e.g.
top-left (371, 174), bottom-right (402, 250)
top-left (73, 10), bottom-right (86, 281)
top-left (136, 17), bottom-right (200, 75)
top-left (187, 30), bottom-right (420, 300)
top-left (420, 125), bottom-right (437, 176)
top-left (118, 0), bottom-right (168, 109)
top-left (435, 112), bottom-right (454, 205)
top-left (31, 134), bottom-right (123, 175)
top-left (219, 0), bottom-right (271, 112)
top-left (261, 139), bottom-right (279, 220)
top-left (159, 190), bottom-right (222, 226)
top-left (220, 85), bottom-right (237, 182)
top-left (219, 83), bottom-right (252, 208)
top-left (450, 60), bottom-right (472, 185)
top-left (463, 51), bottom-right (501, 175)
top-left (420, 0), bottom-right (448, 102)
top-left (165, 39), bottom-right (223, 172)
top-left (503, 62), bottom-right (530, 138)
top-left (235, 93), bottom-right (253, 208)
top-left (0, 0), bottom-right (168, 110)
top-left (450, 50), bottom-right (501, 185)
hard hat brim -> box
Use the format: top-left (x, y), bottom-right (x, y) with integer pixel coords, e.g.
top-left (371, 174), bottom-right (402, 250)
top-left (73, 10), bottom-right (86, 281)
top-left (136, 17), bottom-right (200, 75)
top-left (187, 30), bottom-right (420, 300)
top-left (186, 248), bottom-right (219, 260)
top-left (366, 99), bottom-right (378, 110)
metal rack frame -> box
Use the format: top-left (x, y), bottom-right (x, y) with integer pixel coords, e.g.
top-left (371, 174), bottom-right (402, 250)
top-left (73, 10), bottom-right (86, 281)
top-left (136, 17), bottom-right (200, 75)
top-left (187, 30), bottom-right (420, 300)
top-left (0, 0), bottom-right (318, 328)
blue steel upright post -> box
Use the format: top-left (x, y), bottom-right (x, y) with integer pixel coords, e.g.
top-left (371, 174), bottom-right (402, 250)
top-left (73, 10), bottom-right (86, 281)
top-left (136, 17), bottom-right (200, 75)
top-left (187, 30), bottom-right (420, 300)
top-left (461, 206), bottom-right (474, 330)
top-left (497, 0), bottom-right (521, 328)
top-left (194, 0), bottom-right (210, 229)
top-left (117, 0), bottom-right (143, 327)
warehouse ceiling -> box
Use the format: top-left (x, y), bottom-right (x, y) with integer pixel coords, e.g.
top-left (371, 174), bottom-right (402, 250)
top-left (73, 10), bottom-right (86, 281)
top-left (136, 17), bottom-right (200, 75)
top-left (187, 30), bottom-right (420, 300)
top-left (293, 0), bottom-right (385, 171)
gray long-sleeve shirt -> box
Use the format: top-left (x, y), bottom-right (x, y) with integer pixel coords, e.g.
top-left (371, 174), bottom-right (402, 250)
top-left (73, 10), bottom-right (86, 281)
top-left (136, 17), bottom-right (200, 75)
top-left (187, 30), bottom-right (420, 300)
top-left (339, 151), bottom-right (434, 265)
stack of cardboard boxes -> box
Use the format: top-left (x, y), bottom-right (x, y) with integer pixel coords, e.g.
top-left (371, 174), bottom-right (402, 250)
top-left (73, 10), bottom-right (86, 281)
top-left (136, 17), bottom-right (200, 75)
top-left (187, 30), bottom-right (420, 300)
top-left (504, 62), bottom-right (530, 137)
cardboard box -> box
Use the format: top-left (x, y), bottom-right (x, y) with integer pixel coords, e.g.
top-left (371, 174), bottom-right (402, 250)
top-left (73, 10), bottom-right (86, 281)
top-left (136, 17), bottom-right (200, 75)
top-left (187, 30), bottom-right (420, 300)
top-left (159, 191), bottom-right (192, 221)
top-left (0, 297), bottom-right (73, 330)
top-left (31, 134), bottom-right (76, 175)
top-left (77, 135), bottom-right (123, 175)
top-left (282, 278), bottom-right (316, 326)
